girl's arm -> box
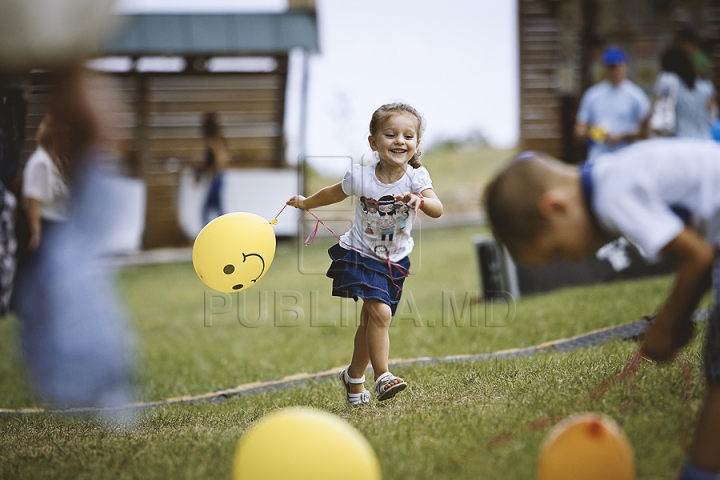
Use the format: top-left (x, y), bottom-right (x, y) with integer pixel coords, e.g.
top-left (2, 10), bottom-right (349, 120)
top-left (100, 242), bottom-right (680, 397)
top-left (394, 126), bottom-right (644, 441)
top-left (574, 122), bottom-right (589, 143)
top-left (287, 182), bottom-right (348, 210)
top-left (419, 188), bottom-right (443, 218)
top-left (393, 188), bottom-right (443, 218)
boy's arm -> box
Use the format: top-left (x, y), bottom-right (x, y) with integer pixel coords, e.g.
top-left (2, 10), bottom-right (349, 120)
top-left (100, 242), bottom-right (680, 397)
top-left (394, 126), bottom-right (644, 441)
top-left (574, 122), bottom-right (589, 142)
top-left (641, 228), bottom-right (715, 362)
top-left (286, 182), bottom-right (348, 211)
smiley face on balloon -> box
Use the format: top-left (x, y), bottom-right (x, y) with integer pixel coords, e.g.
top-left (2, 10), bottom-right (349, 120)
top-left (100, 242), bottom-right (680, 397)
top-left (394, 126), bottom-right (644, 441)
top-left (192, 213), bottom-right (276, 292)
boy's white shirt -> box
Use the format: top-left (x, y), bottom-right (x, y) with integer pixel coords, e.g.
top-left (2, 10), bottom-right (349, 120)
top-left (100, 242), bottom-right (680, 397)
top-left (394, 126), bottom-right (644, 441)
top-left (340, 162), bottom-right (433, 262)
top-left (589, 138), bottom-right (720, 262)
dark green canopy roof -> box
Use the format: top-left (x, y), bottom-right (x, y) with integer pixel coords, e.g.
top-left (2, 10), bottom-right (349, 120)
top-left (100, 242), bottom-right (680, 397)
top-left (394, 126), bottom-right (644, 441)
top-left (102, 11), bottom-right (318, 56)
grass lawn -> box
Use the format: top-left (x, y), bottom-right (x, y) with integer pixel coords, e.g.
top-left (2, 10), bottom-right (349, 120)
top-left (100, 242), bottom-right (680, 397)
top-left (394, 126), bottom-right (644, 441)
top-left (0, 218), bottom-right (706, 477)
top-left (0, 150), bottom-right (701, 480)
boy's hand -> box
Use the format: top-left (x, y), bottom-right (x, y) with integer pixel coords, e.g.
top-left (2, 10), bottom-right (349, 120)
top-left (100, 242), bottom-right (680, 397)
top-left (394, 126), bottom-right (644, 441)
top-left (286, 195), bottom-right (307, 210)
top-left (641, 315), bottom-right (695, 362)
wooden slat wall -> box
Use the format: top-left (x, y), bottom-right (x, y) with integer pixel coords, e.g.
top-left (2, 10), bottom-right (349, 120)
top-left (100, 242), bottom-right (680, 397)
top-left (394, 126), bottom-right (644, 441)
top-left (143, 72), bottom-right (285, 170)
top-left (519, 0), bottom-right (564, 157)
top-left (22, 61), bottom-right (290, 249)
top-left (22, 75), bottom-right (138, 161)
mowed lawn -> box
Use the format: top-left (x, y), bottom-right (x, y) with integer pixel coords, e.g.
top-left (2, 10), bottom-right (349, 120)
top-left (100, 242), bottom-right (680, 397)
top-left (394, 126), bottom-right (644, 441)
top-left (0, 139), bottom-right (705, 480)
top-left (0, 219), bottom-right (707, 479)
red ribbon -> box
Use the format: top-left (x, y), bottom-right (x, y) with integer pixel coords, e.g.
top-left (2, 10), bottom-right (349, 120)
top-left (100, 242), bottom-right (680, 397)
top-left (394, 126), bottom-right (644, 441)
top-left (272, 204), bottom-right (410, 298)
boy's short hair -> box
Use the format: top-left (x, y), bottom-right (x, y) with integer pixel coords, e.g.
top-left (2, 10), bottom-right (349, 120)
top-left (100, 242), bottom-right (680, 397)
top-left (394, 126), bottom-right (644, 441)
top-left (483, 152), bottom-right (559, 255)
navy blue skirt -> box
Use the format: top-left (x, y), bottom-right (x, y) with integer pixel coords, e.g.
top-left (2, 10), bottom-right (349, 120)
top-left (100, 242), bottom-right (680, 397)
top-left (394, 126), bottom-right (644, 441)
top-left (326, 244), bottom-right (410, 315)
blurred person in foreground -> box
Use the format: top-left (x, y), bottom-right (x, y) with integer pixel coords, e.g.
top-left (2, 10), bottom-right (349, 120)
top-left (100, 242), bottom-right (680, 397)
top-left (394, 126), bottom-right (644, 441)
top-left (485, 141), bottom-right (720, 480)
top-left (2, 0), bottom-right (136, 421)
top-left (575, 46), bottom-right (650, 161)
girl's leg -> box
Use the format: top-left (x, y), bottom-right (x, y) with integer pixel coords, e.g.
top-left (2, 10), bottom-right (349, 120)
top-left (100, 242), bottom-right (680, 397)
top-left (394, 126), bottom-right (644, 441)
top-left (346, 307), bottom-right (370, 395)
top-left (363, 298), bottom-right (403, 388)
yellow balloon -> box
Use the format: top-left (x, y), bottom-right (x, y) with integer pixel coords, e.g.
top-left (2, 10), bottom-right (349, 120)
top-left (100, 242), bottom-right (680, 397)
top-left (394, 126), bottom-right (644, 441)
top-left (537, 413), bottom-right (635, 480)
top-left (233, 407), bottom-right (382, 480)
top-left (192, 213), bottom-right (276, 293)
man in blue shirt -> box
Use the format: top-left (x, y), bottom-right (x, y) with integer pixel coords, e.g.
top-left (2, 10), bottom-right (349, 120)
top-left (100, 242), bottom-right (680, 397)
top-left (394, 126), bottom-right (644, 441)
top-left (575, 46), bottom-right (651, 160)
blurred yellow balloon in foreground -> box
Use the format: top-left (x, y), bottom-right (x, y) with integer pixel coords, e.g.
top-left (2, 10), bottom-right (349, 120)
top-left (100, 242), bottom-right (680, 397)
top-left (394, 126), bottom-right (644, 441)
top-left (537, 413), bottom-right (635, 480)
top-left (233, 407), bottom-right (381, 480)
top-left (192, 213), bottom-right (276, 293)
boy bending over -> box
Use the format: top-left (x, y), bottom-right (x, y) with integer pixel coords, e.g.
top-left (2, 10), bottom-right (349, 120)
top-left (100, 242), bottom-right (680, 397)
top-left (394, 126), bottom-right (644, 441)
top-left (485, 138), bottom-right (720, 480)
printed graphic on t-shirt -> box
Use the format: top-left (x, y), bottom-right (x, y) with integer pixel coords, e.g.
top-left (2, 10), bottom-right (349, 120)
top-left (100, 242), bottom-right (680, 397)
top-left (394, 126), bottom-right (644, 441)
top-left (359, 194), bottom-right (411, 257)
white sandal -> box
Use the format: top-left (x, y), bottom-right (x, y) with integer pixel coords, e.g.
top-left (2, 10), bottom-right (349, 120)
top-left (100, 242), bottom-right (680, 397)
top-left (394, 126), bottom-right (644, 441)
top-left (340, 367), bottom-right (370, 406)
top-left (374, 371), bottom-right (407, 401)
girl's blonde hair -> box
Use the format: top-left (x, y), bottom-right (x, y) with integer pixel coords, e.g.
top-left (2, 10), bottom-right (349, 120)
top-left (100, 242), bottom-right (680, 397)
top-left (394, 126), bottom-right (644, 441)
top-left (369, 102), bottom-right (425, 169)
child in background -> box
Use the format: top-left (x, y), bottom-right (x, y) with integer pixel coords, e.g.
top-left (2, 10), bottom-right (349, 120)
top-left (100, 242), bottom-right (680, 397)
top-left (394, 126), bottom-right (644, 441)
top-left (287, 103), bottom-right (443, 405)
top-left (484, 138), bottom-right (720, 480)
top-left (22, 114), bottom-right (70, 254)
top-left (196, 113), bottom-right (229, 225)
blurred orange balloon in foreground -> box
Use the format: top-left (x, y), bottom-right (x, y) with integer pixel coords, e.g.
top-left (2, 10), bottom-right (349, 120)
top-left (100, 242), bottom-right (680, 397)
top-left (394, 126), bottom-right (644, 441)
top-left (537, 413), bottom-right (635, 480)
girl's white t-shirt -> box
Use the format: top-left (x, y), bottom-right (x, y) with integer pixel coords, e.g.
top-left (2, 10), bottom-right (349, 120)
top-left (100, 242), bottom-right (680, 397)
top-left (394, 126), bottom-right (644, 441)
top-left (22, 147), bottom-right (70, 221)
top-left (339, 162), bottom-right (433, 262)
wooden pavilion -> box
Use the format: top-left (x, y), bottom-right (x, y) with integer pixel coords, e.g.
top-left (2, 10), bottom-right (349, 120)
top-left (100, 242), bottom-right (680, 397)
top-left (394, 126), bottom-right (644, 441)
top-left (21, 3), bottom-right (318, 248)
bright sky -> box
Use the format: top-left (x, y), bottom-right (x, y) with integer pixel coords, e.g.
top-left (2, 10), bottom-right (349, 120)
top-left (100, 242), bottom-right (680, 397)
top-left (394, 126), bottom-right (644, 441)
top-left (115, 0), bottom-right (519, 171)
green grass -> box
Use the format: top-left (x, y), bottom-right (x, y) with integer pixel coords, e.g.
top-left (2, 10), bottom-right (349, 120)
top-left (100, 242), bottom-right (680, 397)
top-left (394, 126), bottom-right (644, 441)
top-left (0, 219), bottom-right (706, 479)
top-left (420, 145), bottom-right (516, 209)
top-left (0, 336), bottom-right (704, 479)
top-left (0, 144), bottom-right (701, 480)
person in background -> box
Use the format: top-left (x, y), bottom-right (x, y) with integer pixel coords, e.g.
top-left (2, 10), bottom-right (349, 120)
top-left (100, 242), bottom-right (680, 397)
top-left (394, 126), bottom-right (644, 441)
top-left (676, 27), bottom-right (715, 87)
top-left (196, 113), bottom-right (229, 225)
top-left (676, 26), bottom-right (720, 141)
top-left (22, 114), bottom-right (70, 253)
top-left (652, 47), bottom-right (716, 140)
top-left (575, 46), bottom-right (651, 160)
top-left (0, 89), bottom-right (23, 316)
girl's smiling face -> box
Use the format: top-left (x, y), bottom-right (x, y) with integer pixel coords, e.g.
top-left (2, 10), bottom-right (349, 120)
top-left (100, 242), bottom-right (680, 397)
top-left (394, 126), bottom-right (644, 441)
top-left (368, 113), bottom-right (419, 169)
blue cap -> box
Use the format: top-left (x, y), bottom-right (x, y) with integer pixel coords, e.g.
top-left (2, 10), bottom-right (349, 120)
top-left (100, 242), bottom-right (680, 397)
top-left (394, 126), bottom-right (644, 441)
top-left (603, 46), bottom-right (627, 65)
